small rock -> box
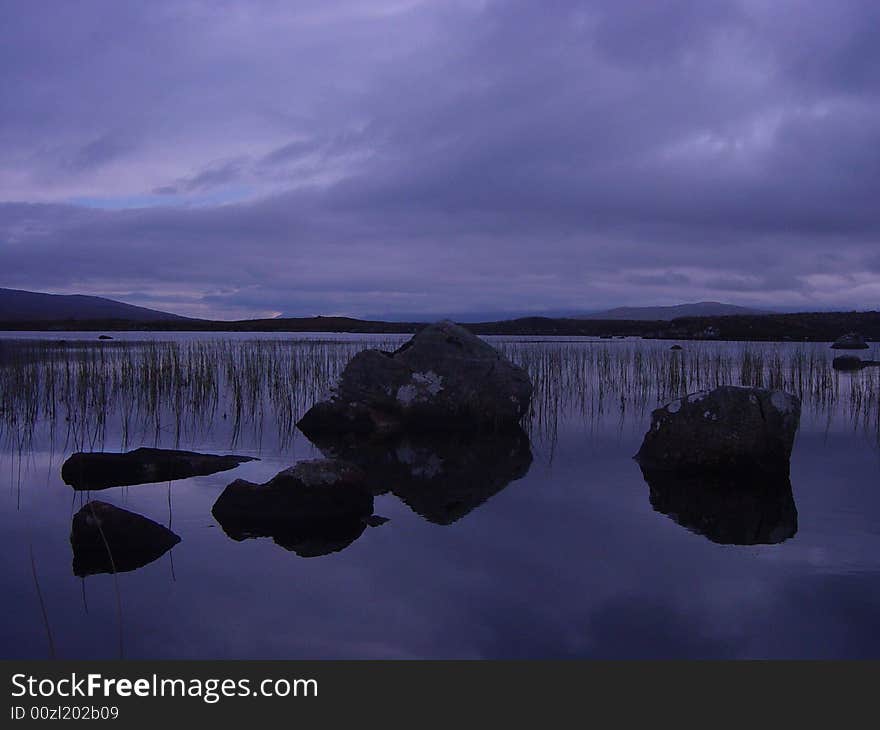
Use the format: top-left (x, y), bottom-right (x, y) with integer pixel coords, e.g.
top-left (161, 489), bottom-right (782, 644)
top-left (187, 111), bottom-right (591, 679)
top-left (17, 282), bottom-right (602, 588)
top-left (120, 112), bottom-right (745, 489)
top-left (670, 344), bottom-right (683, 351)
top-left (71, 501), bottom-right (180, 576)
top-left (832, 355), bottom-right (864, 371)
top-left (98, 334), bottom-right (113, 340)
top-left (211, 459), bottom-right (379, 557)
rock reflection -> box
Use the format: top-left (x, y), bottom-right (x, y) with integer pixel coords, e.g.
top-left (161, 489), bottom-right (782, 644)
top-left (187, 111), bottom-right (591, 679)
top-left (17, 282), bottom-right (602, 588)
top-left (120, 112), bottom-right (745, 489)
top-left (71, 501), bottom-right (181, 576)
top-left (640, 467), bottom-right (798, 545)
top-left (309, 428), bottom-right (533, 525)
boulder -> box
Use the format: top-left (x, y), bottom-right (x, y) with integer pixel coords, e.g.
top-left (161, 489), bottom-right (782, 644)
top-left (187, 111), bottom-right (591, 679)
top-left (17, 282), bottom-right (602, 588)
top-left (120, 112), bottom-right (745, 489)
top-left (310, 428), bottom-right (533, 525)
top-left (669, 344), bottom-right (683, 351)
top-left (62, 447), bottom-right (257, 490)
top-left (635, 386), bottom-right (800, 474)
top-left (211, 459), bottom-right (382, 557)
top-left (71, 501), bottom-right (180, 576)
top-left (831, 332), bottom-right (869, 350)
top-left (641, 467), bottom-right (797, 545)
top-left (97, 334), bottom-right (113, 340)
top-left (297, 321), bottom-right (532, 437)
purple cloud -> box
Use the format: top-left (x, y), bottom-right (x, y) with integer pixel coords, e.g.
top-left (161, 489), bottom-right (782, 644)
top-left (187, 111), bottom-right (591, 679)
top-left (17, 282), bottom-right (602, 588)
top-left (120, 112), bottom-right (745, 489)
top-left (1, 0), bottom-right (879, 318)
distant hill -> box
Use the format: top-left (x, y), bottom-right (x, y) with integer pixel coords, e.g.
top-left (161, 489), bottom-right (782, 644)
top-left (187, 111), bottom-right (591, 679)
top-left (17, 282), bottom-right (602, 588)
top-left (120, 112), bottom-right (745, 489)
top-left (578, 302), bottom-right (768, 321)
top-left (0, 287), bottom-right (188, 322)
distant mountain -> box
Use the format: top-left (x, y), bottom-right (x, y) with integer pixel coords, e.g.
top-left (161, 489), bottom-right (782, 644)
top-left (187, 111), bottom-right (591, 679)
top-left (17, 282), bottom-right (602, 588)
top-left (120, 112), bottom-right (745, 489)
top-left (578, 302), bottom-right (769, 321)
top-left (0, 287), bottom-right (188, 322)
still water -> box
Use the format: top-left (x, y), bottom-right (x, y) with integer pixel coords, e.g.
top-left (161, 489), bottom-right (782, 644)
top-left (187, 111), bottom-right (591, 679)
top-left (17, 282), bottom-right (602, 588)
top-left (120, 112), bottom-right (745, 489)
top-left (1, 333), bottom-right (879, 658)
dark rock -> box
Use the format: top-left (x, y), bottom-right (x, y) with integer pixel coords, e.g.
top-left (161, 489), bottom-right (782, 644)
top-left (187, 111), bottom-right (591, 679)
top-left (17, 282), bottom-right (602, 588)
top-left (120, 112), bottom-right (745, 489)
top-left (98, 334), bottom-right (113, 340)
top-left (211, 459), bottom-right (380, 557)
top-left (641, 467), bottom-right (797, 545)
top-left (832, 355), bottom-right (880, 371)
top-left (71, 501), bottom-right (180, 576)
top-left (831, 332), bottom-right (869, 349)
top-left (297, 321), bottom-right (532, 438)
top-left (670, 344), bottom-right (683, 351)
top-left (62, 447), bottom-right (257, 490)
top-left (309, 428), bottom-right (533, 525)
top-left (832, 355), bottom-right (864, 371)
top-left (635, 386), bottom-right (800, 474)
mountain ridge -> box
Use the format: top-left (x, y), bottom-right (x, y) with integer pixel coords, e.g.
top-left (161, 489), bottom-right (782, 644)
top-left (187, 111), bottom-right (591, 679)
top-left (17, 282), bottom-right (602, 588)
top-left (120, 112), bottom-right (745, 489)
top-left (577, 301), bottom-right (768, 321)
top-left (0, 287), bottom-right (188, 322)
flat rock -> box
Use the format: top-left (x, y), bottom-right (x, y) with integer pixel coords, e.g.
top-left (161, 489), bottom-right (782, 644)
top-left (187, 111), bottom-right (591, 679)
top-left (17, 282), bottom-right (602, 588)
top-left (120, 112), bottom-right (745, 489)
top-left (62, 447), bottom-right (257, 490)
top-left (71, 501), bottom-right (180, 576)
top-left (635, 386), bottom-right (800, 474)
top-left (297, 320), bottom-right (532, 437)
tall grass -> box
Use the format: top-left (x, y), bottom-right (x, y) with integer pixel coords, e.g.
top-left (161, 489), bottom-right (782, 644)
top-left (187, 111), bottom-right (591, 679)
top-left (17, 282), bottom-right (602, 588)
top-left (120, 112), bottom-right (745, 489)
top-left (0, 337), bottom-right (876, 452)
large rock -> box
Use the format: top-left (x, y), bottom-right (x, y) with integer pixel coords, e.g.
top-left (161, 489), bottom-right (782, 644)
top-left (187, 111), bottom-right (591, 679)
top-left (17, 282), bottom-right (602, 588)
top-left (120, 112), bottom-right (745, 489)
top-left (71, 501), bottom-right (181, 576)
top-left (62, 447), bottom-right (257, 490)
top-left (211, 459), bottom-right (382, 557)
top-left (831, 332), bottom-right (869, 350)
top-left (641, 467), bottom-right (798, 545)
top-left (311, 428), bottom-right (533, 525)
top-left (635, 386), bottom-right (800, 474)
top-left (297, 321), bottom-right (532, 437)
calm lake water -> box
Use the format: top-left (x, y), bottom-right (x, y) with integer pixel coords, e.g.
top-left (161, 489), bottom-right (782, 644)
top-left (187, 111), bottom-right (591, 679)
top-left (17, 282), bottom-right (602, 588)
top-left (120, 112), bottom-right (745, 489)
top-left (2, 332), bottom-right (879, 659)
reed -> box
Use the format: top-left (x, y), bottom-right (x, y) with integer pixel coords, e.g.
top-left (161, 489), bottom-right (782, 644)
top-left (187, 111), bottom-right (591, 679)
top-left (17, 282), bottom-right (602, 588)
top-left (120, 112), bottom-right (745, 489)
top-left (0, 337), bottom-right (876, 451)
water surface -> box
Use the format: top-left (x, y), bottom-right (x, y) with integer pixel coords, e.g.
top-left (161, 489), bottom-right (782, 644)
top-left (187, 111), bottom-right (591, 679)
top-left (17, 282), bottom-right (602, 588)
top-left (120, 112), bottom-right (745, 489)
top-left (2, 333), bottom-right (879, 659)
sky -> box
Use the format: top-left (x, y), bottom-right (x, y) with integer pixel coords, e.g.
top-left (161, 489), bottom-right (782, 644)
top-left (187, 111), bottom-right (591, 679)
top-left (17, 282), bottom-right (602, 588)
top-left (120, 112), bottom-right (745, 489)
top-left (1, 0), bottom-right (879, 320)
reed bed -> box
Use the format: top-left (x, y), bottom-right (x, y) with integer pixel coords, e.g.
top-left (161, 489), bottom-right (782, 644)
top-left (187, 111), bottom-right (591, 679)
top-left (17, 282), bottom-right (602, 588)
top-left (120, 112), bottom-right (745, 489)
top-left (0, 337), bottom-right (877, 453)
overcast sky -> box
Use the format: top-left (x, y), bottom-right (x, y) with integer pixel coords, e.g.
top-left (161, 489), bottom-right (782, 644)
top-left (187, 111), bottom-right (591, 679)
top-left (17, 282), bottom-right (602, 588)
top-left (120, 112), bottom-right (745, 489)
top-left (2, 0), bottom-right (879, 319)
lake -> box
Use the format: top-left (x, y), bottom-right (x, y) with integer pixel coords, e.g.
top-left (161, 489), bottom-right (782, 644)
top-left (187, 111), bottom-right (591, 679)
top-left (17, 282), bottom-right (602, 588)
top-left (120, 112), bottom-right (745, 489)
top-left (2, 332), bottom-right (879, 659)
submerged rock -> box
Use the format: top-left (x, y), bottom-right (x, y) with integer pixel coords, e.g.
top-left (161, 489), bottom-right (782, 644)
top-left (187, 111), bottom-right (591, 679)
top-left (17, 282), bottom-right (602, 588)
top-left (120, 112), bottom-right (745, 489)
top-left (309, 428), bottom-right (533, 525)
top-left (211, 459), bottom-right (382, 557)
top-left (62, 447), bottom-right (257, 490)
top-left (831, 332), bottom-right (869, 350)
top-left (297, 320), bottom-right (532, 438)
top-left (71, 501), bottom-right (180, 576)
top-left (641, 467), bottom-right (797, 545)
top-left (635, 386), bottom-right (800, 474)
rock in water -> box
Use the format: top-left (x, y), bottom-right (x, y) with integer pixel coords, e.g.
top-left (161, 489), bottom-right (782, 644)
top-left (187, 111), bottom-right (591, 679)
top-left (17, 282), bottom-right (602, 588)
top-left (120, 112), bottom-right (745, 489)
top-left (635, 386), bottom-right (800, 474)
top-left (641, 467), bottom-right (798, 545)
top-left (297, 321), bottom-right (532, 437)
top-left (62, 447), bottom-right (257, 490)
top-left (831, 332), bottom-right (869, 350)
top-left (211, 459), bottom-right (380, 557)
top-left (71, 501), bottom-right (180, 576)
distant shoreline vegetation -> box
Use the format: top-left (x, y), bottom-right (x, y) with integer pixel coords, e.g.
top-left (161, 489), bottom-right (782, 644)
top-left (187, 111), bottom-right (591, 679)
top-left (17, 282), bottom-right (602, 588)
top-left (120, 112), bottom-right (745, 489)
top-left (1, 311), bottom-right (880, 342)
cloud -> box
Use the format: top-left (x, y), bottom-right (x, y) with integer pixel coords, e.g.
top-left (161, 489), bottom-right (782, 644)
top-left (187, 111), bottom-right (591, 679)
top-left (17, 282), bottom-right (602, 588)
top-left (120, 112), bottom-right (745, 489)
top-left (1, 0), bottom-right (880, 317)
